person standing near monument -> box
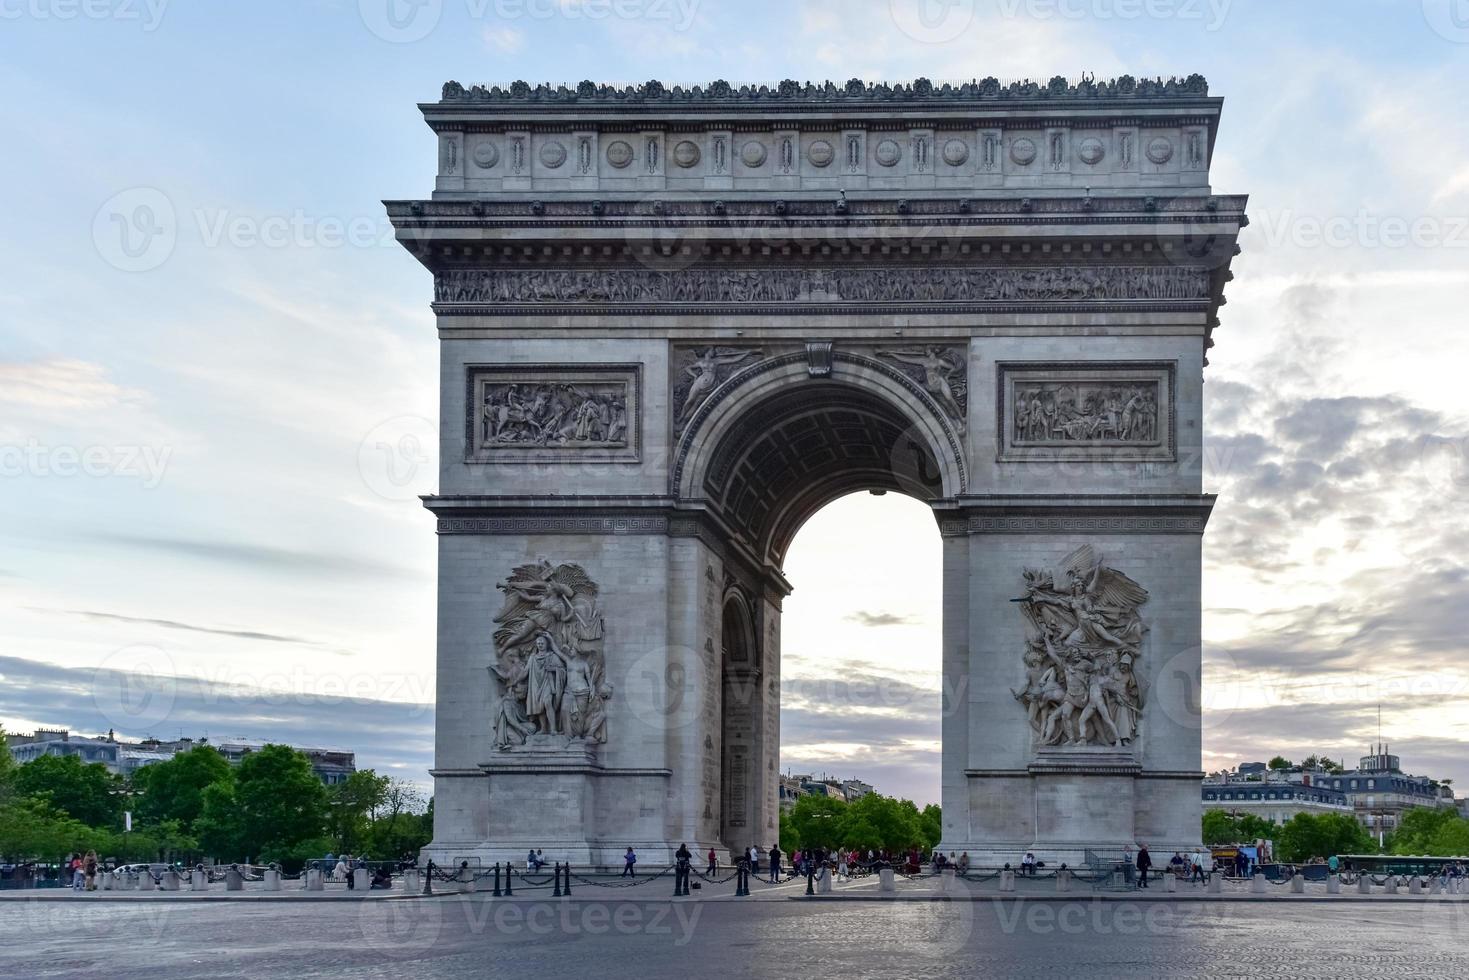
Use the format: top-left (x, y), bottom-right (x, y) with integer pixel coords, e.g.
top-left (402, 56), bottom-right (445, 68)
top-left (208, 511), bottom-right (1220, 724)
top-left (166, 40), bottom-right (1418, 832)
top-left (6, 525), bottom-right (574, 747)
top-left (768, 844), bottom-right (782, 883)
top-left (706, 847), bottom-right (717, 876)
top-left (1136, 843), bottom-right (1152, 888)
top-left (621, 847), bottom-right (636, 877)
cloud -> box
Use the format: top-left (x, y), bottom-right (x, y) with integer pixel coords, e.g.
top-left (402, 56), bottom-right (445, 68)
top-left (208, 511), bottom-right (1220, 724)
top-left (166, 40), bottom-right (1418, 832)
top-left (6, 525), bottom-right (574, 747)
top-left (32, 608), bottom-right (321, 647)
top-left (0, 359), bottom-right (151, 412)
top-left (0, 655), bottom-right (434, 783)
top-left (482, 26), bottom-right (525, 52)
top-left (843, 610), bottom-right (918, 628)
top-left (95, 531), bottom-right (416, 580)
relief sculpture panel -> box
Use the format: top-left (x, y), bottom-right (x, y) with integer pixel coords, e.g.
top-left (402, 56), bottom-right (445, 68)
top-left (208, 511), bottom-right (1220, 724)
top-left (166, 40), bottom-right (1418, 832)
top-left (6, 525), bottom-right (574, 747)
top-left (466, 364), bottom-right (640, 463)
top-left (998, 362), bottom-right (1174, 462)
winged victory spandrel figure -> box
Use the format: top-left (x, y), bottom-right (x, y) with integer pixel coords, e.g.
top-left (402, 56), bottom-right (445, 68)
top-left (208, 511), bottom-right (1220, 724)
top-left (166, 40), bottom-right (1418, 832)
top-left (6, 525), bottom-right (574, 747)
top-left (1012, 545), bottom-right (1148, 749)
top-left (488, 560), bottom-right (613, 749)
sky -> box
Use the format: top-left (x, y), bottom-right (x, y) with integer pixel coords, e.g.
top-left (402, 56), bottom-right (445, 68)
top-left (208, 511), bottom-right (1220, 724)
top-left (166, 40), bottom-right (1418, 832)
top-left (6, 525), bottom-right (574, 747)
top-left (2, 0), bottom-right (1469, 806)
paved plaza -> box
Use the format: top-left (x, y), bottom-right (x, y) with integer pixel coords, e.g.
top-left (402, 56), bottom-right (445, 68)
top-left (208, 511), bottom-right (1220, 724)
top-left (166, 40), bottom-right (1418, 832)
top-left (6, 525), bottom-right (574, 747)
top-left (2, 886), bottom-right (1466, 979)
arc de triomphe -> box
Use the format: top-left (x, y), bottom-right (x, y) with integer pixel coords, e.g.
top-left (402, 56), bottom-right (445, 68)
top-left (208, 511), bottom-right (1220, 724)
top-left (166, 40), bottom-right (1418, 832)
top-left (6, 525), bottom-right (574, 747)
top-left (387, 75), bottom-right (1244, 867)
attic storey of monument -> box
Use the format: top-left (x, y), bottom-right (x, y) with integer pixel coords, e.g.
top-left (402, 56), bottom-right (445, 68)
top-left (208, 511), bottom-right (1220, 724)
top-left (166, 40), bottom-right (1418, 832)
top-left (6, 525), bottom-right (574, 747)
top-left (387, 75), bottom-right (1243, 867)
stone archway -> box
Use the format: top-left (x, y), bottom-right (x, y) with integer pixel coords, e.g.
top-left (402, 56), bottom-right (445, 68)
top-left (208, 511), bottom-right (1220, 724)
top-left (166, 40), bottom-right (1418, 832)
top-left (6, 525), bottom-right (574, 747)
top-left (393, 74), bottom-right (1243, 868)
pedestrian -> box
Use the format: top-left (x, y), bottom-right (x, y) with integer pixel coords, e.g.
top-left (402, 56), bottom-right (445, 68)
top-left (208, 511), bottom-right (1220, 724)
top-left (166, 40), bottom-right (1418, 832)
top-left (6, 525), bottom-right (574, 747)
top-left (750, 845), bottom-right (761, 877)
top-left (706, 846), bottom-right (717, 876)
top-left (1136, 843), bottom-right (1151, 888)
top-left (768, 844), bottom-right (782, 884)
top-left (621, 847), bottom-right (637, 877)
top-left (68, 853), bottom-right (83, 892)
top-left (333, 855), bottom-right (350, 884)
top-left (837, 850), bottom-right (849, 882)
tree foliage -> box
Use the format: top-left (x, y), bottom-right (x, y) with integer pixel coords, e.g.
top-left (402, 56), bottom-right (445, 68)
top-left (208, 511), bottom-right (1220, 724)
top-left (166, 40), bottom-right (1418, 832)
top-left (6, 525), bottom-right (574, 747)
top-left (131, 745), bottom-right (233, 832)
top-left (195, 744), bottom-right (327, 861)
top-left (1267, 756), bottom-right (1292, 771)
top-left (1201, 809), bottom-right (1278, 846)
top-left (13, 753), bottom-right (123, 828)
top-left (781, 793), bottom-right (939, 854)
top-left (1274, 812), bottom-right (1376, 862)
top-left (1387, 807), bottom-right (1469, 856)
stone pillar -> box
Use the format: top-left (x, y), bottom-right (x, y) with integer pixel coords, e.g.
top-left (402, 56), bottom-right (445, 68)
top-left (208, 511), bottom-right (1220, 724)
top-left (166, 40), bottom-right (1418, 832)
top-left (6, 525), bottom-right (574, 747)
top-left (457, 863), bottom-right (475, 893)
top-left (402, 869), bottom-right (420, 893)
top-left (1384, 876), bottom-right (1399, 894)
top-left (1327, 874), bottom-right (1340, 894)
top-left (191, 869), bottom-right (207, 890)
top-left (941, 868), bottom-right (957, 893)
top-left (305, 869), bottom-right (324, 891)
top-left (1289, 874), bottom-right (1304, 893)
top-left (816, 872), bottom-right (832, 894)
top-left (226, 866), bottom-right (245, 891)
top-left (353, 867), bottom-right (370, 891)
top-left (264, 870), bottom-right (281, 891)
top-left (122, 871), bottom-right (138, 890)
top-left (1429, 877), bottom-right (1442, 896)
top-left (999, 869), bottom-right (1016, 892)
top-left (1409, 876), bottom-right (1423, 895)
top-left (1164, 873), bottom-right (1177, 893)
top-left (101, 871), bottom-right (114, 891)
top-left (162, 870), bottom-right (181, 891)
top-left (1056, 869), bottom-right (1071, 892)
top-left (878, 868), bottom-right (895, 892)
top-left (1357, 875), bottom-right (1372, 894)
top-left (1207, 873), bottom-right (1221, 894)
top-left (139, 871), bottom-right (156, 892)
top-left (1250, 873), bottom-right (1266, 894)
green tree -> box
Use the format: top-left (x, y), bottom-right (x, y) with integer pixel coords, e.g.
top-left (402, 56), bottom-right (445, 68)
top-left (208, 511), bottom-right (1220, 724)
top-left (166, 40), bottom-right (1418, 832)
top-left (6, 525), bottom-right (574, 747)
top-left (778, 809), bottom-right (801, 853)
top-left (918, 803), bottom-right (942, 850)
top-left (1201, 809), bottom-right (1279, 845)
top-left (1275, 812), bottom-right (1375, 862)
top-left (1267, 756), bottom-right (1292, 771)
top-left (194, 779), bottom-right (244, 858)
top-left (131, 745), bottom-right (233, 832)
top-left (788, 793), bottom-right (846, 850)
top-left (195, 745), bottom-right (327, 861)
top-left (0, 725), bottom-right (16, 798)
top-left (361, 778), bottom-right (430, 859)
top-left (327, 770), bottom-right (390, 854)
top-left (13, 753), bottom-right (123, 827)
top-left (1387, 807), bottom-right (1469, 856)
top-left (0, 796), bottom-right (108, 861)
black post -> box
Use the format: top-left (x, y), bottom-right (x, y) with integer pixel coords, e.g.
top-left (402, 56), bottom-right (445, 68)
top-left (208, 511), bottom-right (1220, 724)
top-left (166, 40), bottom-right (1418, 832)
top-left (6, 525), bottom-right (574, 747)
top-left (492, 862), bottom-right (501, 897)
top-left (503, 864), bottom-right (513, 896)
top-left (562, 862), bottom-right (572, 896)
top-left (553, 863), bottom-right (563, 897)
top-left (806, 861), bottom-right (815, 896)
top-left (422, 860), bottom-right (434, 896)
top-left (735, 859), bottom-right (749, 897)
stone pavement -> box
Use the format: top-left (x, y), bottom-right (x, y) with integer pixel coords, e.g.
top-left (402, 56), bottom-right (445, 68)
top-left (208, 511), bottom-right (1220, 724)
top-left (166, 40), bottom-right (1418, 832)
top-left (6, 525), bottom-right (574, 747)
top-left (2, 886), bottom-right (1467, 980)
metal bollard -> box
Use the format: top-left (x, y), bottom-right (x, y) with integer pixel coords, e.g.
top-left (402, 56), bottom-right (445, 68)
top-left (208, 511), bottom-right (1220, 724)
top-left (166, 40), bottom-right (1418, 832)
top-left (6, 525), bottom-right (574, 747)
top-left (502, 865), bottom-right (513, 896)
top-left (422, 861), bottom-right (434, 896)
top-left (735, 860), bottom-right (749, 897)
top-left (562, 863), bottom-right (572, 896)
top-left (491, 862), bottom-right (501, 897)
top-left (554, 864), bottom-right (564, 898)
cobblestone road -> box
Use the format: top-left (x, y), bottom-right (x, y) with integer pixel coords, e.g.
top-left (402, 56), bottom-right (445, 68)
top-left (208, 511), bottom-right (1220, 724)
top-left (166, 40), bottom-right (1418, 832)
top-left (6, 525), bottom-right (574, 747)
top-left (3, 892), bottom-right (1467, 979)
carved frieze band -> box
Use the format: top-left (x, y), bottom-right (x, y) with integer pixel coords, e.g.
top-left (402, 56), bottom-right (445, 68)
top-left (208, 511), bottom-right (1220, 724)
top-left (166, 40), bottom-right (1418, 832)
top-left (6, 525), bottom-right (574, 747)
top-left (465, 363), bottom-right (641, 463)
top-left (438, 515), bottom-right (668, 535)
top-left (435, 266), bottom-right (1209, 306)
top-left (938, 514), bottom-right (1208, 536)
